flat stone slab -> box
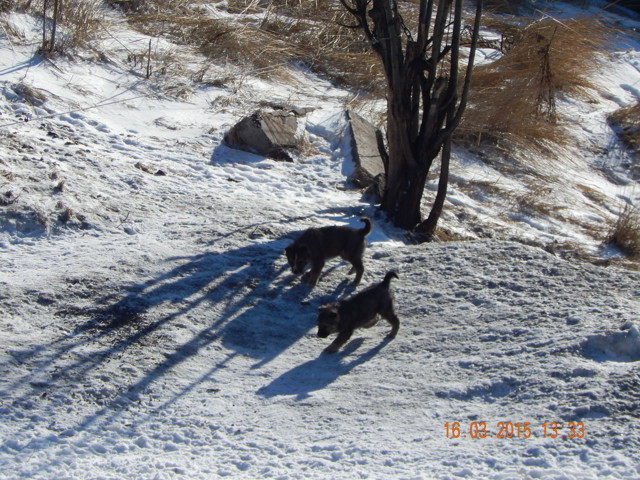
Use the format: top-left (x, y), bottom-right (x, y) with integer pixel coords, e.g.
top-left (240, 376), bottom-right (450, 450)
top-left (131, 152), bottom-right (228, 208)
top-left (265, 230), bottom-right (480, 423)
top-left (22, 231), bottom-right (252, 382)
top-left (347, 110), bottom-right (386, 199)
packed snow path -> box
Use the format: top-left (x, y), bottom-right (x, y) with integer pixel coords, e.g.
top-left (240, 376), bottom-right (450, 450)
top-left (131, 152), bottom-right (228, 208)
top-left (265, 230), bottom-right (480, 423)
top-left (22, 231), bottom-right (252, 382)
top-left (2, 231), bottom-right (639, 478)
top-left (1, 6), bottom-right (639, 479)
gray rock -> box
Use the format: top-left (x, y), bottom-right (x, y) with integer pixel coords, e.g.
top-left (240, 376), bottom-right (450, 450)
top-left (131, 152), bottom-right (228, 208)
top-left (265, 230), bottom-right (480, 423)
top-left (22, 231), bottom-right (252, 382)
top-left (347, 110), bottom-right (386, 199)
top-left (224, 110), bottom-right (299, 162)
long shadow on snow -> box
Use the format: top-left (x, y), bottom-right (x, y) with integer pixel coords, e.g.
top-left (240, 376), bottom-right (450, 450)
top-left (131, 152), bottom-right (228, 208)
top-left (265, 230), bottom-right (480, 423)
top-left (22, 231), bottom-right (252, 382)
top-left (1, 240), bottom-right (274, 394)
top-left (1, 229), bottom-right (340, 427)
top-left (0, 55), bottom-right (43, 77)
top-left (1, 210), bottom-right (372, 436)
top-left (257, 337), bottom-right (392, 400)
top-left (69, 240), bottom-right (357, 430)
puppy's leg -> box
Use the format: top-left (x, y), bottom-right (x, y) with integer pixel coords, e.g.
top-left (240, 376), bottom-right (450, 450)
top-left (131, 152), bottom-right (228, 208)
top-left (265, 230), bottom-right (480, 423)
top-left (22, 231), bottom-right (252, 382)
top-left (308, 259), bottom-right (325, 286)
top-left (349, 257), bottom-right (365, 285)
top-left (381, 307), bottom-right (400, 339)
top-left (324, 329), bottom-right (353, 353)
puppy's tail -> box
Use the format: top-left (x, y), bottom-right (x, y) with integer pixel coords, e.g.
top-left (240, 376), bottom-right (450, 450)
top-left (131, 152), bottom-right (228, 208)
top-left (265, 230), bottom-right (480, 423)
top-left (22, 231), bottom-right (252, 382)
top-left (382, 270), bottom-right (399, 287)
top-left (359, 217), bottom-right (372, 236)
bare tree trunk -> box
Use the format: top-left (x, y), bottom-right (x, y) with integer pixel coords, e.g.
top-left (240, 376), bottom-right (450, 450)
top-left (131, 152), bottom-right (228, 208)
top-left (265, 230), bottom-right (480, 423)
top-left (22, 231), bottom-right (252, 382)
top-left (41, 0), bottom-right (48, 51)
top-left (382, 95), bottom-right (425, 229)
top-left (341, 0), bottom-right (482, 239)
top-left (50, 0), bottom-right (59, 53)
top-left (417, 134), bottom-right (451, 240)
top-left (41, 0), bottom-right (60, 54)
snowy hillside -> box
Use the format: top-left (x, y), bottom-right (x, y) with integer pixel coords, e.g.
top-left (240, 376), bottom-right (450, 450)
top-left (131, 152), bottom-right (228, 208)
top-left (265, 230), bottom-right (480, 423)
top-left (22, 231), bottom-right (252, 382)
top-left (1, 2), bottom-right (640, 479)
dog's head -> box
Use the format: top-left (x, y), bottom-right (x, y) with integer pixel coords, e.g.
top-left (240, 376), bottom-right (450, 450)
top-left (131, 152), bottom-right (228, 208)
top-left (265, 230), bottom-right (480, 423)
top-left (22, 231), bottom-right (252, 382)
top-left (285, 243), bottom-right (309, 274)
top-left (316, 305), bottom-right (340, 338)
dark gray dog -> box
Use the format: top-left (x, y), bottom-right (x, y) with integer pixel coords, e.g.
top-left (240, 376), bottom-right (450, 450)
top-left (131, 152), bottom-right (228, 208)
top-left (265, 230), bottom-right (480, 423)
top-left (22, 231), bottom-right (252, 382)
top-left (285, 217), bottom-right (371, 287)
top-left (316, 271), bottom-right (399, 353)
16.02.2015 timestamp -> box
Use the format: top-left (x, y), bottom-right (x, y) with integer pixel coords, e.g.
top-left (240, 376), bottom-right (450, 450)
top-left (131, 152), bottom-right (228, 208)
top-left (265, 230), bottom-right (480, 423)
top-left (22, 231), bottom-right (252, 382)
top-left (444, 421), bottom-right (585, 439)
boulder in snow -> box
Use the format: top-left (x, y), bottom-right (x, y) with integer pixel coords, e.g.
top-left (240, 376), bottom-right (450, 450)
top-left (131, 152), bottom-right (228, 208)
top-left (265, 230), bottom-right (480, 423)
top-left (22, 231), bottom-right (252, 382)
top-left (224, 109), bottom-right (301, 162)
top-left (346, 110), bottom-right (386, 201)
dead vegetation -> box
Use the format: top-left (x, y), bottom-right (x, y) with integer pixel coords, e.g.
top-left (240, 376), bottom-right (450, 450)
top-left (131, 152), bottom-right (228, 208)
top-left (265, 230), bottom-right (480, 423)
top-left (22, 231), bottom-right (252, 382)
top-left (578, 184), bottom-right (609, 205)
top-left (513, 184), bottom-right (567, 218)
top-left (2, 0), bottom-right (103, 52)
top-left (1, 1), bottom-right (635, 265)
top-left (608, 101), bottom-right (640, 162)
top-left (2, 1), bottom-right (612, 122)
top-left (458, 17), bottom-right (612, 161)
top-left (607, 203), bottom-right (640, 258)
top-left (119, 0), bottom-right (384, 92)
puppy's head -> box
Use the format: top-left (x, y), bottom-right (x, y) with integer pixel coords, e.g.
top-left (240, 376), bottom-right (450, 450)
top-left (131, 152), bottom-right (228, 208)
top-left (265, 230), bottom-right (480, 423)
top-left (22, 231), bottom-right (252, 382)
top-left (317, 305), bottom-right (340, 338)
top-left (285, 244), bottom-right (309, 274)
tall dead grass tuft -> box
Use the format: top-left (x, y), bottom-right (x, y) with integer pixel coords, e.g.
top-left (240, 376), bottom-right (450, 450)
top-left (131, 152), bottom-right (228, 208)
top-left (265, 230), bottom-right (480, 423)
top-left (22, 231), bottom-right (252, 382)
top-left (607, 204), bottom-right (640, 258)
top-left (608, 101), bottom-right (640, 158)
top-left (56, 0), bottom-right (103, 50)
top-left (252, 0), bottom-right (384, 93)
top-left (458, 16), bottom-right (612, 160)
top-left (6, 0), bottom-right (103, 52)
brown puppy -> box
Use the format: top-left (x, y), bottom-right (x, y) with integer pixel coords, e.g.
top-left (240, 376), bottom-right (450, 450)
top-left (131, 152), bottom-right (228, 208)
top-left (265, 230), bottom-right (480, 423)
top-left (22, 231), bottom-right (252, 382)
top-left (317, 271), bottom-right (399, 353)
top-left (285, 217), bottom-right (371, 287)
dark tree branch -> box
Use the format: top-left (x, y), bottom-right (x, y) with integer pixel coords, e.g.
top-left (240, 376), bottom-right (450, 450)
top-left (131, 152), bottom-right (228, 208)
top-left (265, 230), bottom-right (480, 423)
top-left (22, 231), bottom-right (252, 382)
top-left (340, 0), bottom-right (482, 235)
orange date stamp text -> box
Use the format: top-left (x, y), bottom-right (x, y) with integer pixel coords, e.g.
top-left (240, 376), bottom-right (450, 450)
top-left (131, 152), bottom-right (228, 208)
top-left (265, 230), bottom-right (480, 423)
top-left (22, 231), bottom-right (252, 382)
top-left (444, 421), bottom-right (585, 439)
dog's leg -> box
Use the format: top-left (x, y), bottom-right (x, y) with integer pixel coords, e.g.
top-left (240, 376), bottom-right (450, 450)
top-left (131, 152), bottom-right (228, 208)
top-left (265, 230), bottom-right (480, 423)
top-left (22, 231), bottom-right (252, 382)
top-left (308, 260), bottom-right (325, 286)
top-left (382, 308), bottom-right (400, 338)
top-left (350, 258), bottom-right (364, 285)
top-left (324, 329), bottom-right (353, 353)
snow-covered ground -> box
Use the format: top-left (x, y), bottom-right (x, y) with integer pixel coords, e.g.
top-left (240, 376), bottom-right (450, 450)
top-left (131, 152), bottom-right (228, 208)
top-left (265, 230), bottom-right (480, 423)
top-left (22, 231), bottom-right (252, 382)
top-left (1, 3), bottom-right (639, 479)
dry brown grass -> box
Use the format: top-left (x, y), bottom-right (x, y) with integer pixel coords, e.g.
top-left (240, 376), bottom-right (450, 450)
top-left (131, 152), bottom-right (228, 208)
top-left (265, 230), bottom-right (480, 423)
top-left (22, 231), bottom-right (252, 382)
top-left (514, 184), bottom-right (567, 217)
top-left (124, 0), bottom-right (384, 91)
top-left (607, 203), bottom-right (640, 258)
top-left (483, 0), bottom-right (599, 15)
top-left (458, 16), bottom-right (612, 159)
top-left (55, 0), bottom-right (103, 51)
top-left (577, 184), bottom-right (608, 205)
top-left (461, 178), bottom-right (508, 198)
top-left (483, 0), bottom-right (526, 14)
top-left (3, 0), bottom-right (103, 52)
top-left (0, 0), bottom-right (29, 13)
top-left (608, 101), bottom-right (640, 157)
top-left (130, 13), bottom-right (298, 75)
top-left (244, 0), bottom-right (384, 93)
top-left (105, 0), bottom-right (192, 14)
top-left (12, 82), bottom-right (47, 106)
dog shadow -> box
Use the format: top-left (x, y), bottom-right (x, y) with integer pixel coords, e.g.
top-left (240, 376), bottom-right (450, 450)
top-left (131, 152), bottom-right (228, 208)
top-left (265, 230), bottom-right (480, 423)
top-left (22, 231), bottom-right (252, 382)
top-left (1, 228), bottom-right (346, 430)
top-left (256, 336), bottom-right (392, 400)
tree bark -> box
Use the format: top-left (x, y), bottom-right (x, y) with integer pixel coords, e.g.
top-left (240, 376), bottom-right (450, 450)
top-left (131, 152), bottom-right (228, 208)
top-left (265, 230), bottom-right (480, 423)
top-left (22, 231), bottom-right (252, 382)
top-left (341, 0), bottom-right (482, 239)
top-left (49, 0), bottom-right (59, 53)
top-left (417, 135), bottom-right (451, 240)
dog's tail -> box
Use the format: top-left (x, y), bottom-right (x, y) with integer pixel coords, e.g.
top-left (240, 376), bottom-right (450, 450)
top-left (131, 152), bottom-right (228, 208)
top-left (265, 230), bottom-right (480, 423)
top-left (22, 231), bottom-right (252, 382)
top-left (359, 217), bottom-right (372, 236)
top-left (382, 270), bottom-right (399, 287)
